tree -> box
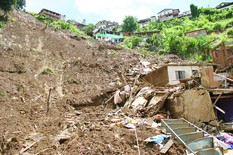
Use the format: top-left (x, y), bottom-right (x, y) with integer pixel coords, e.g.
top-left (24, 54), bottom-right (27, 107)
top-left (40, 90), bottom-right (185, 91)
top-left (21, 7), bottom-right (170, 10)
top-left (16, 0), bottom-right (26, 10)
top-left (0, 0), bottom-right (14, 16)
top-left (82, 23), bottom-right (95, 36)
top-left (0, 0), bottom-right (25, 17)
top-left (190, 4), bottom-right (199, 19)
top-left (121, 16), bottom-right (137, 32)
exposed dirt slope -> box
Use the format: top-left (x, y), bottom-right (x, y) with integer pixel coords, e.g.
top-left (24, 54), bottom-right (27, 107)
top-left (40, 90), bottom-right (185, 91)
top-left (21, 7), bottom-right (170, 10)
top-left (0, 11), bottom-right (185, 154)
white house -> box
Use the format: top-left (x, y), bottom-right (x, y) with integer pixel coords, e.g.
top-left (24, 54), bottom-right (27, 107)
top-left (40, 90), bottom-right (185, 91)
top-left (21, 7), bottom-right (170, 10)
top-left (143, 64), bottom-right (223, 88)
top-left (158, 8), bottom-right (180, 22)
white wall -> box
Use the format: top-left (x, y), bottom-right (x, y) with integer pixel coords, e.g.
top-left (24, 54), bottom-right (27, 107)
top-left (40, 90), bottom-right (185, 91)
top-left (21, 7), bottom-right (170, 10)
top-left (158, 10), bottom-right (173, 16)
top-left (167, 66), bottom-right (199, 84)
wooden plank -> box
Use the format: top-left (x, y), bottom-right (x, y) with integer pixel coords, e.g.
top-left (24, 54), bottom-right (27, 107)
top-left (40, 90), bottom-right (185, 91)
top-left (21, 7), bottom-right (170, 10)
top-left (160, 139), bottom-right (174, 154)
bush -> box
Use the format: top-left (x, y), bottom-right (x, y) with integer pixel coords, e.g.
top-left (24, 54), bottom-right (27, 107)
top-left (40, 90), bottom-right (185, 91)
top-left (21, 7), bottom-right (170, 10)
top-left (213, 23), bottom-right (224, 32)
top-left (41, 66), bottom-right (53, 75)
top-left (227, 28), bottom-right (233, 37)
top-left (124, 36), bottom-right (142, 49)
top-left (0, 21), bottom-right (5, 29)
top-left (226, 19), bottom-right (233, 28)
top-left (28, 12), bottom-right (86, 36)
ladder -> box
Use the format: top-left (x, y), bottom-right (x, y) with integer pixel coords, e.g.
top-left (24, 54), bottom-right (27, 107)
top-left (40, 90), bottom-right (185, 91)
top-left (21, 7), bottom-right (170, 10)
top-left (161, 119), bottom-right (223, 155)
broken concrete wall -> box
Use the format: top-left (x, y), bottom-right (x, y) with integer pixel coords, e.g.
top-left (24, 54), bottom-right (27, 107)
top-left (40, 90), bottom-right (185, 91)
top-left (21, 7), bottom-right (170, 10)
top-left (167, 65), bottom-right (199, 85)
top-left (166, 90), bottom-right (216, 122)
top-left (143, 66), bottom-right (168, 86)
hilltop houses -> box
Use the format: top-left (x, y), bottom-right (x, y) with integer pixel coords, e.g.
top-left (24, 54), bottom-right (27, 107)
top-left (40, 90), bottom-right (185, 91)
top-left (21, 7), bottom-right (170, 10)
top-left (138, 18), bottom-right (151, 28)
top-left (39, 8), bottom-right (66, 20)
top-left (158, 8), bottom-right (180, 22)
top-left (138, 16), bottom-right (156, 28)
top-left (216, 2), bottom-right (233, 10)
top-left (93, 20), bottom-right (123, 43)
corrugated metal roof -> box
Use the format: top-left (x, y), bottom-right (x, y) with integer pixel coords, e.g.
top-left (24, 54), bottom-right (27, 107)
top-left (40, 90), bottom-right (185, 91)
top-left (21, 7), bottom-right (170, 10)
top-left (96, 33), bottom-right (123, 39)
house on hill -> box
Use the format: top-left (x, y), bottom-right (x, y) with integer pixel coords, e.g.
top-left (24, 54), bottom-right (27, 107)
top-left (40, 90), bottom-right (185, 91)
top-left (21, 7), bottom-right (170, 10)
top-left (138, 16), bottom-right (156, 28)
top-left (67, 20), bottom-right (86, 29)
top-left (95, 33), bottom-right (123, 43)
top-left (216, 2), bottom-right (233, 10)
top-left (138, 18), bottom-right (151, 28)
top-left (178, 10), bottom-right (191, 18)
top-left (39, 8), bottom-right (65, 20)
top-left (158, 8), bottom-right (180, 22)
top-left (93, 20), bottom-right (119, 35)
top-left (73, 22), bottom-right (86, 29)
top-left (93, 20), bottom-right (122, 43)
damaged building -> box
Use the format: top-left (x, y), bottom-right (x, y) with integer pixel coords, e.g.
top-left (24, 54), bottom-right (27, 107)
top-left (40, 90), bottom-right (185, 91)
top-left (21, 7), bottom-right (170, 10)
top-left (142, 63), bottom-right (233, 123)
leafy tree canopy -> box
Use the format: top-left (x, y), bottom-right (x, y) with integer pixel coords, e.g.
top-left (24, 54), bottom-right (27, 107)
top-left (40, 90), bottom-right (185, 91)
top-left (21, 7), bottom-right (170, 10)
top-left (190, 4), bottom-right (199, 19)
top-left (121, 16), bottom-right (137, 32)
top-left (0, 0), bottom-right (14, 15)
top-left (83, 23), bottom-right (95, 35)
top-left (0, 0), bottom-right (25, 16)
top-left (16, 0), bottom-right (26, 10)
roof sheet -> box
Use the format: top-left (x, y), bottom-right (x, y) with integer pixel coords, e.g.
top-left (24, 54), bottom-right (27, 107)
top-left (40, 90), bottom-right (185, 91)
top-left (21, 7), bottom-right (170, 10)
top-left (96, 33), bottom-right (123, 39)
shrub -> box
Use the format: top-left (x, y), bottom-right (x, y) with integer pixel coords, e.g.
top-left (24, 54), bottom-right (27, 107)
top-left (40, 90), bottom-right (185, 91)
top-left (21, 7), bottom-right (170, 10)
top-left (213, 23), bottom-right (224, 32)
top-left (41, 66), bottom-right (53, 75)
top-left (124, 36), bottom-right (142, 49)
top-left (227, 28), bottom-right (233, 37)
top-left (226, 19), bottom-right (233, 28)
top-left (0, 21), bottom-right (5, 29)
top-left (0, 91), bottom-right (4, 97)
top-left (27, 12), bottom-right (86, 37)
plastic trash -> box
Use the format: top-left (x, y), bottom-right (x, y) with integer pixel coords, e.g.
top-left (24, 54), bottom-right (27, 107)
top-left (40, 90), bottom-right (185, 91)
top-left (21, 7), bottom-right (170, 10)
top-left (144, 135), bottom-right (169, 144)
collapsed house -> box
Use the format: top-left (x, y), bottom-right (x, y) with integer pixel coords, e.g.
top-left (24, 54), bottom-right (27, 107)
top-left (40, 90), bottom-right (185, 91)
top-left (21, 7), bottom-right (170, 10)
top-left (113, 58), bottom-right (233, 124)
top-left (107, 42), bottom-right (233, 154)
top-left (141, 64), bottom-right (224, 122)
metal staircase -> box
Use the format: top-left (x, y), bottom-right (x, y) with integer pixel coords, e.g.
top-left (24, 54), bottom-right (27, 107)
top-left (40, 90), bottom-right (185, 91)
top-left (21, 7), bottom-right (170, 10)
top-left (161, 119), bottom-right (223, 155)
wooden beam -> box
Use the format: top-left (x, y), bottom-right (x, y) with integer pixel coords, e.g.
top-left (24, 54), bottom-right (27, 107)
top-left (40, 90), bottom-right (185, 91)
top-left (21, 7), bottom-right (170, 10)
top-left (160, 139), bottom-right (174, 154)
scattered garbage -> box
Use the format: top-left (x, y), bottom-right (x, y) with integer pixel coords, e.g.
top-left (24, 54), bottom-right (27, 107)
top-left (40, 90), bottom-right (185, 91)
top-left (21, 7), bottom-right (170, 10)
top-left (144, 135), bottom-right (170, 149)
top-left (217, 132), bottom-right (233, 149)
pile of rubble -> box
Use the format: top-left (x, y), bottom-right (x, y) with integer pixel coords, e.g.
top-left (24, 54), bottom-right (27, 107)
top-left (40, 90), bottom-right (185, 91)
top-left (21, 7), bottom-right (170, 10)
top-left (104, 44), bottom-right (233, 154)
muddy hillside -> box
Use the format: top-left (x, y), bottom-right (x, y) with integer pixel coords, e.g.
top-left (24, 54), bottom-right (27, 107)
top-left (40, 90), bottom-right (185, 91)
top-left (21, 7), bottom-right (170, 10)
top-left (0, 11), bottom-right (188, 154)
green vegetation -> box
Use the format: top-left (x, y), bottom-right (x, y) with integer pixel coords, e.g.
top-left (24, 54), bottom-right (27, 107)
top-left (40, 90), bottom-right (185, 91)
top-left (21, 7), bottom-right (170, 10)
top-left (124, 36), bottom-right (142, 49)
top-left (82, 23), bottom-right (95, 35)
top-left (41, 66), bottom-right (54, 74)
top-left (122, 6), bottom-right (233, 62)
top-left (227, 28), bottom-right (233, 38)
top-left (0, 0), bottom-right (14, 16)
top-left (0, 0), bottom-right (25, 17)
top-left (41, 66), bottom-right (54, 75)
top-left (0, 91), bottom-right (5, 97)
top-left (122, 16), bottom-right (137, 32)
top-left (28, 12), bottom-right (88, 38)
top-left (190, 4), bottom-right (199, 19)
top-left (0, 21), bottom-right (5, 29)
top-left (15, 0), bottom-right (26, 10)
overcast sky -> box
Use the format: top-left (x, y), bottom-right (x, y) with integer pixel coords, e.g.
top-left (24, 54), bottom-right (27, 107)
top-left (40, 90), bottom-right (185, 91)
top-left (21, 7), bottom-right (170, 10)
top-left (25, 0), bottom-right (232, 24)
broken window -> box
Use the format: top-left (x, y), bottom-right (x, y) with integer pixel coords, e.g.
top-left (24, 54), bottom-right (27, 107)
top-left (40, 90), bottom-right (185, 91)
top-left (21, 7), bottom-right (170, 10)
top-left (175, 71), bottom-right (185, 80)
